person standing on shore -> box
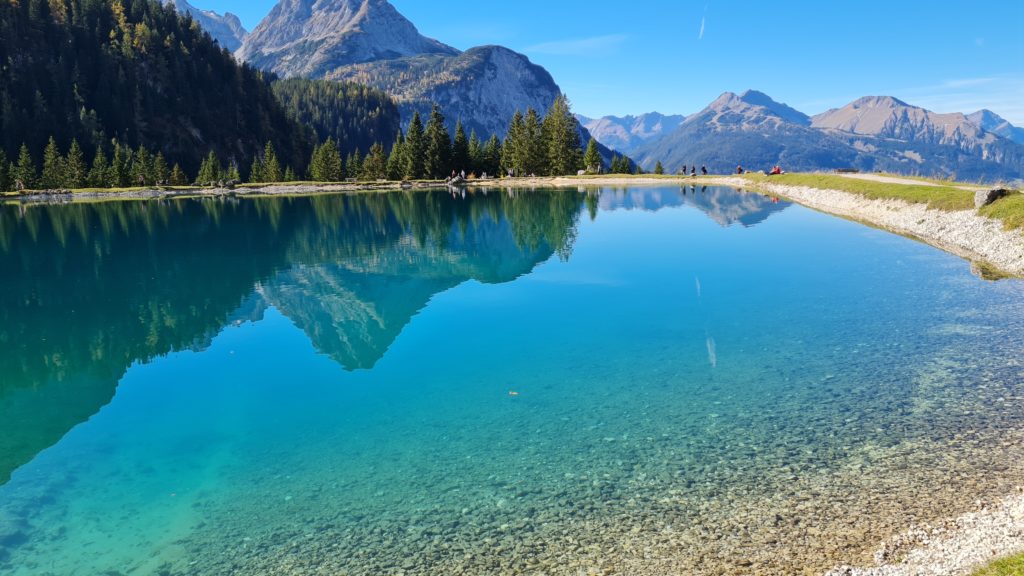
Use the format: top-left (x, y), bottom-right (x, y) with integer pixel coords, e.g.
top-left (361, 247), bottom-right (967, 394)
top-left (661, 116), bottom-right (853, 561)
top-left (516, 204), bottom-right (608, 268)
top-left (701, 165), bottom-right (708, 175)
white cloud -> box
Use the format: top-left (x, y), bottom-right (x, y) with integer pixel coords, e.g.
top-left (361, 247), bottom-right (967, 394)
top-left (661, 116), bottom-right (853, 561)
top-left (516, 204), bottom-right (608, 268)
top-left (524, 34), bottom-right (627, 56)
top-left (699, 16), bottom-right (705, 40)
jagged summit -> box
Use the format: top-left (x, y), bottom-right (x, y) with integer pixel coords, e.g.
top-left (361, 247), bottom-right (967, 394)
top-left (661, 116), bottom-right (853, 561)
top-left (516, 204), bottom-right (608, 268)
top-left (967, 109), bottom-right (1024, 145)
top-left (162, 0), bottom-right (247, 51)
top-left (697, 90), bottom-right (810, 128)
top-left (237, 0), bottom-right (459, 78)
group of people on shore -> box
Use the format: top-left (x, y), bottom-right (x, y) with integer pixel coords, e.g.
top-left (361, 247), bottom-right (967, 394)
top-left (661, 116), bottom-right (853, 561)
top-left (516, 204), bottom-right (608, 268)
top-left (735, 164), bottom-right (785, 175)
top-left (680, 164), bottom-right (709, 176)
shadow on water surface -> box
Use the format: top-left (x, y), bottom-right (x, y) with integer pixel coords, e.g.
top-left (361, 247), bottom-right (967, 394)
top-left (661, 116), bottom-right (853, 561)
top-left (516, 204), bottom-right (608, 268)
top-left (0, 186), bottom-right (776, 486)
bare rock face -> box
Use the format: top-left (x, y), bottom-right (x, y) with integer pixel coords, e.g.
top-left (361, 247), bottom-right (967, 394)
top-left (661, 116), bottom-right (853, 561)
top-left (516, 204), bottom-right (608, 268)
top-left (812, 96), bottom-right (1004, 153)
top-left (237, 0), bottom-right (458, 78)
top-left (326, 45), bottom-right (561, 138)
top-left (235, 0), bottom-right (584, 144)
top-left (162, 0), bottom-right (248, 52)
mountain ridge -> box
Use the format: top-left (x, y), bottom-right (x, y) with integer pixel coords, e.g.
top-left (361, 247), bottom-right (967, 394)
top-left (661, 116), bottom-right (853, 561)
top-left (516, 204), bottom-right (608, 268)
top-left (966, 109), bottom-right (1024, 145)
top-left (576, 112), bottom-right (685, 155)
top-left (626, 91), bottom-right (1024, 182)
top-left (237, 0), bottom-right (458, 78)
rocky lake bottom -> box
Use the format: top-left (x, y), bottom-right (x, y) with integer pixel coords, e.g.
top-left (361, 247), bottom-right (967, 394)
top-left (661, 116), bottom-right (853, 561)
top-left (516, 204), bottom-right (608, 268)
top-left (1, 187), bottom-right (1022, 575)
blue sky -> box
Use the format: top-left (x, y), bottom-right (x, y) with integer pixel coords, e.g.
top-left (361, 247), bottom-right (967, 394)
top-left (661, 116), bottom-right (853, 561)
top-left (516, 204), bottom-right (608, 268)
top-left (203, 0), bottom-right (1024, 124)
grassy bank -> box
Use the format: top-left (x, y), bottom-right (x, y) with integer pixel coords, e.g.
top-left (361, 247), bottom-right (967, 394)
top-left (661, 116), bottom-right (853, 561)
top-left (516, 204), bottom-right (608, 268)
top-left (740, 173), bottom-right (976, 210)
top-left (972, 552), bottom-right (1024, 576)
top-left (980, 193), bottom-right (1024, 230)
top-left (741, 173), bottom-right (1024, 230)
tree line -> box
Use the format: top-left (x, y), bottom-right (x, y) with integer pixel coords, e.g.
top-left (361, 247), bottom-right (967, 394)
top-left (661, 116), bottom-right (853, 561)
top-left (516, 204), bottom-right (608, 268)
top-left (2, 93), bottom-right (640, 191)
top-left (0, 0), bottom-right (312, 179)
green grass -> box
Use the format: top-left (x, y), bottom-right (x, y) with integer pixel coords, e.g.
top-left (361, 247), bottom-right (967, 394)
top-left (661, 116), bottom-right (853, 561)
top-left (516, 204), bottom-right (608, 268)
top-left (72, 186), bottom-right (199, 194)
top-left (565, 173), bottom-right (710, 180)
top-left (741, 173), bottom-right (977, 211)
top-left (980, 192), bottom-right (1024, 230)
top-left (971, 552), bottom-right (1024, 576)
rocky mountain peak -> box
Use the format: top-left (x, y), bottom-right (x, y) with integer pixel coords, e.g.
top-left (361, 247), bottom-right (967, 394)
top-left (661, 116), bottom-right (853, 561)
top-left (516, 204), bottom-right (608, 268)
top-left (848, 95), bottom-right (910, 109)
top-left (967, 109), bottom-right (1024, 145)
top-left (701, 90), bottom-right (810, 127)
top-left (163, 0), bottom-right (248, 51)
top-left (810, 95), bottom-right (994, 149)
top-left (237, 0), bottom-right (459, 78)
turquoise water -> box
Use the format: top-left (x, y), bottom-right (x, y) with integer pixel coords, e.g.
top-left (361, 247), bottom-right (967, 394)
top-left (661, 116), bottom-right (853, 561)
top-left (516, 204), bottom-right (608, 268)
top-left (1, 186), bottom-right (1023, 575)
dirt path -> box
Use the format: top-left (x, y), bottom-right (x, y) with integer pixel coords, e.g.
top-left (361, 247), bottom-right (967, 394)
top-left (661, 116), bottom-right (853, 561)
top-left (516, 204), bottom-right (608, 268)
top-left (836, 173), bottom-right (983, 192)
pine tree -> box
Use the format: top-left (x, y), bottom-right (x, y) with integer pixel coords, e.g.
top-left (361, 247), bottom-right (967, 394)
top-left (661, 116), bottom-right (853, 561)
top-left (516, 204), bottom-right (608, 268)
top-left (262, 141), bottom-right (282, 182)
top-left (0, 150), bottom-right (9, 192)
top-left (131, 145), bottom-right (152, 186)
top-left (63, 139), bottom-right (87, 188)
top-left (654, 161), bottom-right (664, 175)
top-left (583, 138), bottom-right (602, 174)
top-left (610, 155), bottom-right (622, 174)
top-left (387, 134), bottom-right (405, 181)
top-left (250, 155), bottom-right (265, 183)
top-left (404, 111), bottom-right (425, 180)
top-left (349, 149), bottom-right (363, 180)
top-left (542, 95), bottom-right (582, 176)
top-left (452, 120), bottom-right (470, 174)
top-left (88, 147), bottom-right (109, 188)
top-left (635, 163), bottom-right (644, 175)
top-left (522, 108), bottom-right (546, 176)
top-left (13, 144), bottom-right (36, 190)
top-left (153, 153), bottom-right (169, 184)
top-left (502, 110), bottom-right (524, 177)
top-left (40, 137), bottom-right (64, 189)
top-left (110, 143), bottom-right (131, 187)
top-left (325, 140), bottom-right (344, 181)
top-left (362, 142), bottom-right (388, 180)
top-left (283, 166), bottom-right (296, 182)
top-left (225, 161), bottom-right (241, 183)
top-left (310, 139), bottom-right (343, 182)
top-left (468, 130), bottom-right (482, 175)
top-left (169, 163), bottom-right (188, 186)
top-left (196, 151), bottom-right (222, 185)
top-left (483, 134), bottom-right (501, 177)
top-left (423, 104), bottom-right (451, 179)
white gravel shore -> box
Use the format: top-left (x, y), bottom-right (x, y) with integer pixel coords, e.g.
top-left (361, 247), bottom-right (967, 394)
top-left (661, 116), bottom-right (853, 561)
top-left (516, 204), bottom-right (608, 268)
top-left (826, 488), bottom-right (1024, 576)
top-left (716, 176), bottom-right (1024, 278)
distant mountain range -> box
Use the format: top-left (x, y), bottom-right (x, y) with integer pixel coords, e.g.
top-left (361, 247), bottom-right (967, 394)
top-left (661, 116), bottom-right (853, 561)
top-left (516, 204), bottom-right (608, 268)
top-left (628, 91), bottom-right (1024, 182)
top-left (165, 1), bottom-right (1023, 181)
top-left (576, 113), bottom-right (685, 155)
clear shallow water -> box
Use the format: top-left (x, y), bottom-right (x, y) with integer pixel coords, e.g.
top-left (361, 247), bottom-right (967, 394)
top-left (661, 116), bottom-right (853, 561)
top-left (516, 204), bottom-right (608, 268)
top-left (1, 186), bottom-right (1023, 575)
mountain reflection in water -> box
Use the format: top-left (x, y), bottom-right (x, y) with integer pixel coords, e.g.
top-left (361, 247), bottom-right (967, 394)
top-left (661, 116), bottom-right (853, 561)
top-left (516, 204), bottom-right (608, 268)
top-left (0, 186), bottom-right (788, 485)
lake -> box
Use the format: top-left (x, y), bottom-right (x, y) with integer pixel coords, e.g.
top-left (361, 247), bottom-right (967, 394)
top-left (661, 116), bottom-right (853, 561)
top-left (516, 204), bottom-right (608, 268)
top-left (1, 186), bottom-right (1023, 575)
